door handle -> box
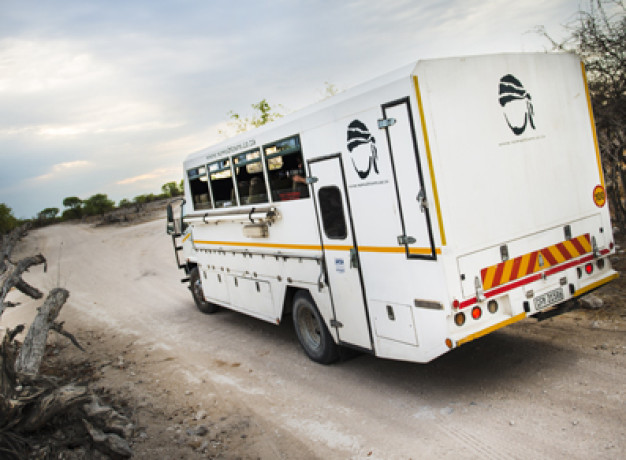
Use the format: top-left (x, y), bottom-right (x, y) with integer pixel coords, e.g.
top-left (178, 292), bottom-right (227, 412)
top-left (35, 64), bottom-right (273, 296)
top-left (350, 248), bottom-right (359, 269)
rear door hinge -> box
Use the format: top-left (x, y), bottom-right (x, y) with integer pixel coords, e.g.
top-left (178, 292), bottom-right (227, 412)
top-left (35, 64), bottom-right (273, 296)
top-left (330, 319), bottom-right (343, 328)
top-left (377, 118), bottom-right (396, 129)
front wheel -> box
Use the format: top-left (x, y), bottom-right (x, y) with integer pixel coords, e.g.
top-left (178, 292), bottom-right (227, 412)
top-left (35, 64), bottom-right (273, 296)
top-left (189, 267), bottom-right (219, 314)
top-left (292, 291), bottom-right (339, 364)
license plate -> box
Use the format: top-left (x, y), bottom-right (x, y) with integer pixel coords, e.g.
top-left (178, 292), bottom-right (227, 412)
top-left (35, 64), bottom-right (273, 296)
top-left (533, 287), bottom-right (564, 311)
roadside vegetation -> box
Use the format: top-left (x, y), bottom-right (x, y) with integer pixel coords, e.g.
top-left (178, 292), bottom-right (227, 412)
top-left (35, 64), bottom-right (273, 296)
top-left (0, 180), bottom-right (184, 233)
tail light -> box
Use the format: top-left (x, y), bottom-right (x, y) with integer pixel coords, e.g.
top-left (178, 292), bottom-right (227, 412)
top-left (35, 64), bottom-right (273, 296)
top-left (454, 312), bottom-right (466, 326)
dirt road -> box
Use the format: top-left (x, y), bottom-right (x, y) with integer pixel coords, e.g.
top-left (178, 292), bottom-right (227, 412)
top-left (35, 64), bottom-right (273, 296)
top-left (4, 218), bottom-right (625, 459)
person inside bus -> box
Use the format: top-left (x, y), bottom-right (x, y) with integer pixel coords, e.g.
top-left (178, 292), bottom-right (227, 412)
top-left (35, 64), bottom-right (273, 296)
top-left (290, 159), bottom-right (309, 197)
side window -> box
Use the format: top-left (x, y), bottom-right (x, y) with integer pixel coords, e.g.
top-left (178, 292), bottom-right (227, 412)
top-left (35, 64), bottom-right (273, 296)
top-left (208, 159), bottom-right (235, 208)
top-left (233, 148), bottom-right (268, 205)
top-left (265, 136), bottom-right (310, 202)
top-left (318, 186), bottom-right (347, 239)
top-left (187, 166), bottom-right (212, 210)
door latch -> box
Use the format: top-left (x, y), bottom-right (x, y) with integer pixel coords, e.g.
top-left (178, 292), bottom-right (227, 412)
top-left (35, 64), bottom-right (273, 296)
top-left (397, 235), bottom-right (416, 245)
top-left (417, 189), bottom-right (428, 212)
top-left (377, 118), bottom-right (397, 129)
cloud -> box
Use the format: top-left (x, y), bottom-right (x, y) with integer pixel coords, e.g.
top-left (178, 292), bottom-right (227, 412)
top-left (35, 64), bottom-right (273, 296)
top-left (116, 167), bottom-right (180, 186)
top-left (32, 160), bottom-right (91, 181)
top-left (0, 0), bottom-right (581, 218)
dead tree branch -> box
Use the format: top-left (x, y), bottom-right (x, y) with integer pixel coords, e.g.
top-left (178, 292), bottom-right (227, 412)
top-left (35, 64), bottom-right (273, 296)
top-left (0, 255), bottom-right (46, 318)
top-left (14, 288), bottom-right (69, 378)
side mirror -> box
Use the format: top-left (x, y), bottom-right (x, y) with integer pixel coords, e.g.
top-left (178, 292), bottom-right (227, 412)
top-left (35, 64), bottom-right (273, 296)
top-left (166, 203), bottom-right (175, 235)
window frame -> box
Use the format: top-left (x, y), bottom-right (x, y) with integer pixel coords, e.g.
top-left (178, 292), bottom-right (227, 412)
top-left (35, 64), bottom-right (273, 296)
top-left (186, 133), bottom-right (310, 212)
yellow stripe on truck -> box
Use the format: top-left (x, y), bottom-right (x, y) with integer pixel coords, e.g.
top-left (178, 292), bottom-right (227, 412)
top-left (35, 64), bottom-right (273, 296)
top-left (574, 273), bottom-right (619, 297)
top-left (581, 61), bottom-right (605, 189)
top-left (413, 75), bottom-right (447, 247)
top-left (456, 313), bottom-right (527, 346)
top-left (194, 240), bottom-right (441, 255)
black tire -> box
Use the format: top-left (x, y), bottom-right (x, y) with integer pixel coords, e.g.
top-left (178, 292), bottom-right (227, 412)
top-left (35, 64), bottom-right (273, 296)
top-left (292, 291), bottom-right (339, 364)
top-left (189, 267), bottom-right (219, 314)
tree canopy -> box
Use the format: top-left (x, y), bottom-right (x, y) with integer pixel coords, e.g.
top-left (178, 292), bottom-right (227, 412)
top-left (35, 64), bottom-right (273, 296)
top-left (0, 203), bottom-right (19, 234)
top-left (222, 98), bottom-right (284, 135)
top-left (82, 194), bottom-right (115, 216)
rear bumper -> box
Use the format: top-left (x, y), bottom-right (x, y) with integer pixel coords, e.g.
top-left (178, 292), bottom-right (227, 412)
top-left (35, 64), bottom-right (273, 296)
top-left (450, 262), bottom-right (618, 348)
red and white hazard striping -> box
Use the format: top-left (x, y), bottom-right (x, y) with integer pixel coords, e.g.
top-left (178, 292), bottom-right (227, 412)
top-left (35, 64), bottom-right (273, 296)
top-left (457, 234), bottom-right (609, 310)
top-left (480, 234), bottom-right (592, 291)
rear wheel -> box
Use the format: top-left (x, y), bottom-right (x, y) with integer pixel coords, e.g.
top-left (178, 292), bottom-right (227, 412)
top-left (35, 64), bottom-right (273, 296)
top-left (292, 291), bottom-right (339, 364)
top-left (189, 267), bottom-right (219, 314)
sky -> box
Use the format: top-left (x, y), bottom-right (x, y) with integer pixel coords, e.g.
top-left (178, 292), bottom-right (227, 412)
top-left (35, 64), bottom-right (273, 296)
top-left (0, 0), bottom-right (579, 218)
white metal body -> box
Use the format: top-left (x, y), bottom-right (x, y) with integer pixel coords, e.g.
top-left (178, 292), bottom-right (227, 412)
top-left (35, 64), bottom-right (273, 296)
top-left (177, 52), bottom-right (617, 363)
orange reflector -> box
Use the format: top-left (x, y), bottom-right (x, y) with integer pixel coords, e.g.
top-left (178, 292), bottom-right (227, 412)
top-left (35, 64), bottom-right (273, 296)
top-left (471, 306), bottom-right (482, 320)
top-left (445, 338), bottom-right (453, 349)
top-left (454, 312), bottom-right (466, 326)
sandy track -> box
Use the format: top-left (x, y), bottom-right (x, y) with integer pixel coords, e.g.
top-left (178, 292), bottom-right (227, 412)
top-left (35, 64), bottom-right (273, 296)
top-left (4, 219), bottom-right (625, 459)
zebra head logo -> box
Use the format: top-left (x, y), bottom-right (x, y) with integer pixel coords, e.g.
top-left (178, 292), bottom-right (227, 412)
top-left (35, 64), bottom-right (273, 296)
top-left (498, 74), bottom-right (535, 136)
top-left (347, 120), bottom-right (379, 179)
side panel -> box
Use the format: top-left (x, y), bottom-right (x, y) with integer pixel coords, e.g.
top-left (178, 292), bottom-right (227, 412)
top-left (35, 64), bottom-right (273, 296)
top-left (201, 269), bottom-right (230, 304)
top-left (228, 275), bottom-right (274, 318)
top-left (416, 53), bottom-right (611, 254)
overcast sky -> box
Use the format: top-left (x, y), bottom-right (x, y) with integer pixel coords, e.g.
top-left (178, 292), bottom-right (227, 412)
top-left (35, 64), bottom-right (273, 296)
top-left (1, 0), bottom-right (578, 218)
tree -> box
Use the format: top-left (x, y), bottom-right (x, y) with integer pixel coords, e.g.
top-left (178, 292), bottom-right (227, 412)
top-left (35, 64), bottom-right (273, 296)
top-left (62, 196), bottom-right (83, 220)
top-left (221, 98), bottom-right (284, 135)
top-left (538, 0), bottom-right (626, 223)
top-left (133, 193), bottom-right (156, 205)
top-left (161, 181), bottom-right (182, 197)
top-left (0, 203), bottom-right (18, 234)
top-left (82, 194), bottom-right (115, 216)
top-left (37, 207), bottom-right (59, 221)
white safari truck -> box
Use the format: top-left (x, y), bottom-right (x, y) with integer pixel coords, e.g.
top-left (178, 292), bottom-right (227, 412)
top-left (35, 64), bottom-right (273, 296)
top-left (167, 52), bottom-right (618, 364)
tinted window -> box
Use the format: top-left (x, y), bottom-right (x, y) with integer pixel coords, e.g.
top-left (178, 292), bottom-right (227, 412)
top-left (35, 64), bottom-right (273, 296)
top-left (187, 166), bottom-right (212, 210)
top-left (233, 148), bottom-right (268, 205)
top-left (208, 159), bottom-right (236, 208)
top-left (318, 186), bottom-right (347, 239)
top-left (265, 136), bottom-right (309, 202)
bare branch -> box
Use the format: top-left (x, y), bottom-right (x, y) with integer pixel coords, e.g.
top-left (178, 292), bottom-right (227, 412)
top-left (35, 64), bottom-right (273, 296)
top-left (51, 322), bottom-right (85, 352)
top-left (0, 254), bottom-right (46, 318)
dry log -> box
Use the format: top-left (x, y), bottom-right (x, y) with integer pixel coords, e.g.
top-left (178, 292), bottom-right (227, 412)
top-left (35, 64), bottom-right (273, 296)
top-left (14, 288), bottom-right (69, 378)
top-left (0, 327), bottom-right (22, 425)
top-left (14, 279), bottom-right (44, 301)
top-left (0, 255), bottom-right (46, 318)
top-left (83, 419), bottom-right (133, 459)
top-left (83, 398), bottom-right (134, 439)
top-left (0, 224), bottom-right (30, 273)
top-left (17, 383), bottom-right (90, 432)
